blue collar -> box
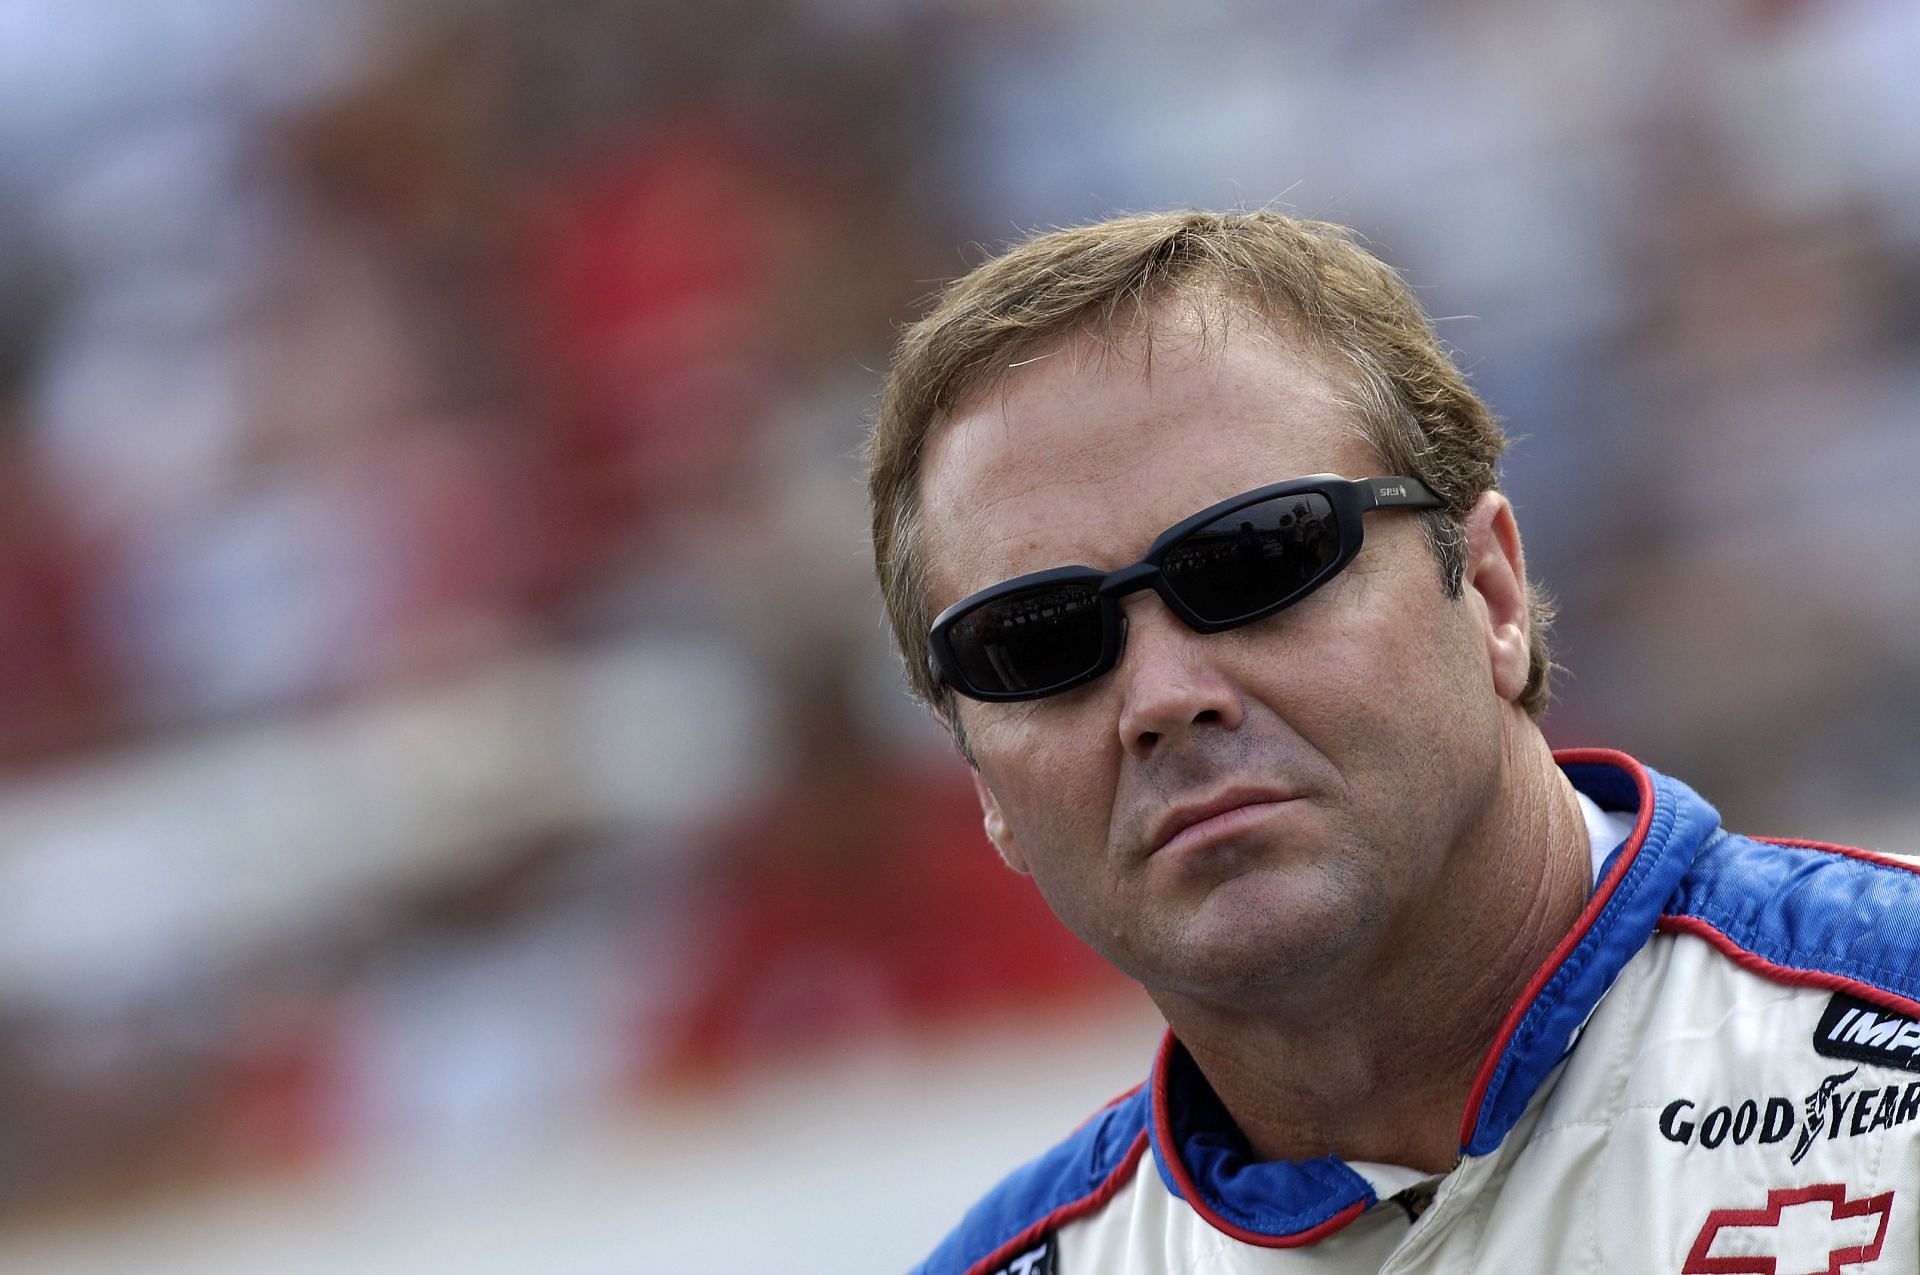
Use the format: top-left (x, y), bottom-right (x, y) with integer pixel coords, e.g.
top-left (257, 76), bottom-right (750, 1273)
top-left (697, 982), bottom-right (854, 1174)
top-left (1145, 751), bottom-right (1721, 1246)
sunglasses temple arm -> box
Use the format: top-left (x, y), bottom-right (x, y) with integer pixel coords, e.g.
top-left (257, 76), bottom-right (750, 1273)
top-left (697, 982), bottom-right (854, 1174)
top-left (1363, 478), bottom-right (1442, 509)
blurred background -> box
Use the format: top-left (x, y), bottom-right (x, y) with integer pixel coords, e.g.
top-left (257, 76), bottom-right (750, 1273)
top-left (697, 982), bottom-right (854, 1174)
top-left (0, 0), bottom-right (1916, 1270)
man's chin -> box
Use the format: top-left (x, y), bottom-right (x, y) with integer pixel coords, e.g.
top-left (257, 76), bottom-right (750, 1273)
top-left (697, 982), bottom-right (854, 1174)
top-left (1137, 872), bottom-right (1381, 1001)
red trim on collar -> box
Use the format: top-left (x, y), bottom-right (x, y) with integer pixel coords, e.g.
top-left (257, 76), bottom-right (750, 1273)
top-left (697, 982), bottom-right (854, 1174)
top-left (1656, 913), bottom-right (1920, 1022)
top-left (962, 1128), bottom-right (1152, 1275)
top-left (1148, 1031), bottom-right (1370, 1248)
top-left (1455, 747), bottom-right (1655, 1150)
top-left (1753, 835), bottom-right (1920, 876)
top-left (1660, 834), bottom-right (1920, 1019)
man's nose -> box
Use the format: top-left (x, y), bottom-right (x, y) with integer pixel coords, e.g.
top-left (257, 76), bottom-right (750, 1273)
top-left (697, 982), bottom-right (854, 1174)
top-left (1114, 598), bottom-right (1245, 759)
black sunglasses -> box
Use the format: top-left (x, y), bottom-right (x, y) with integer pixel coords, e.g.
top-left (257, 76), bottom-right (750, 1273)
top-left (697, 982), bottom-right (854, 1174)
top-left (927, 474), bottom-right (1444, 702)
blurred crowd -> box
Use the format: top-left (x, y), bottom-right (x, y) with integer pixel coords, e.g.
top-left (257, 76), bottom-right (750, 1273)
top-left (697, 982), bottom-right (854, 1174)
top-left (0, 0), bottom-right (1916, 1224)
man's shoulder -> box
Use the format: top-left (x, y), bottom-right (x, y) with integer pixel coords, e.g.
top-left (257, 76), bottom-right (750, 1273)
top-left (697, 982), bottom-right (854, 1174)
top-left (909, 1082), bottom-right (1153, 1275)
top-left (1660, 829), bottom-right (1920, 1009)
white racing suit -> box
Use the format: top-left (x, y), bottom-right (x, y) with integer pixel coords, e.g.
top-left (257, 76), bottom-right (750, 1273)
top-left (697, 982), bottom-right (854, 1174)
top-left (913, 750), bottom-right (1920, 1273)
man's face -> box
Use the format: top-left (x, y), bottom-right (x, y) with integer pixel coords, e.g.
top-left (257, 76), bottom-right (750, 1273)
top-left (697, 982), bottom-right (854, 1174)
top-left (916, 307), bottom-right (1516, 1009)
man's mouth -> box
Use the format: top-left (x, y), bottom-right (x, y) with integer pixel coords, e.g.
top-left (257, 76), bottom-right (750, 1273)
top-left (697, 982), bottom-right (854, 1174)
top-left (1148, 788), bottom-right (1302, 860)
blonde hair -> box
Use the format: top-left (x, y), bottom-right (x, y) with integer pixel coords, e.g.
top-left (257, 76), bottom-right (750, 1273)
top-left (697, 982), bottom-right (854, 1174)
top-left (868, 210), bottom-right (1554, 744)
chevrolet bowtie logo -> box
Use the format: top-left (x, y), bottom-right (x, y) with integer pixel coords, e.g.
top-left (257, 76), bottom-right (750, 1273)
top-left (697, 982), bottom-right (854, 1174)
top-left (1685, 1183), bottom-right (1893, 1274)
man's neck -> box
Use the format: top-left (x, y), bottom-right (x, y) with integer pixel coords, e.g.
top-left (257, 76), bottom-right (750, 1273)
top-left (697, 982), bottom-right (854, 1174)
top-left (1153, 732), bottom-right (1592, 1175)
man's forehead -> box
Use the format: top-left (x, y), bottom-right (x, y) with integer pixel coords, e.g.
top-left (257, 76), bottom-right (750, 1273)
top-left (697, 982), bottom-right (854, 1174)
top-left (925, 305), bottom-right (1354, 481)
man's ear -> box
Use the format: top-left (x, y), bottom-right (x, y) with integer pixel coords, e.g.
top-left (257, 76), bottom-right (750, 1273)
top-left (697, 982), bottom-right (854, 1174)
top-left (1462, 491), bottom-right (1531, 704)
top-left (971, 771), bottom-right (1031, 875)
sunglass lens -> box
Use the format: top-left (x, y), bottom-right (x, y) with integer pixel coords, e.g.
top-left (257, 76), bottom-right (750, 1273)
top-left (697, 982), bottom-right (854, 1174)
top-left (1162, 492), bottom-right (1340, 623)
top-left (947, 581), bottom-right (1105, 697)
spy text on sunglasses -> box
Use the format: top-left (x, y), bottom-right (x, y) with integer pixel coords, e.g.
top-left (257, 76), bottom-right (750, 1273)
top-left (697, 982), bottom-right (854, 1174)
top-left (927, 474), bottom-right (1444, 703)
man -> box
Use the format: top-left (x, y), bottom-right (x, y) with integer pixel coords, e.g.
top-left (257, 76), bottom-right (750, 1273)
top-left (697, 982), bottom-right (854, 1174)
top-left (868, 210), bottom-right (1920, 1273)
